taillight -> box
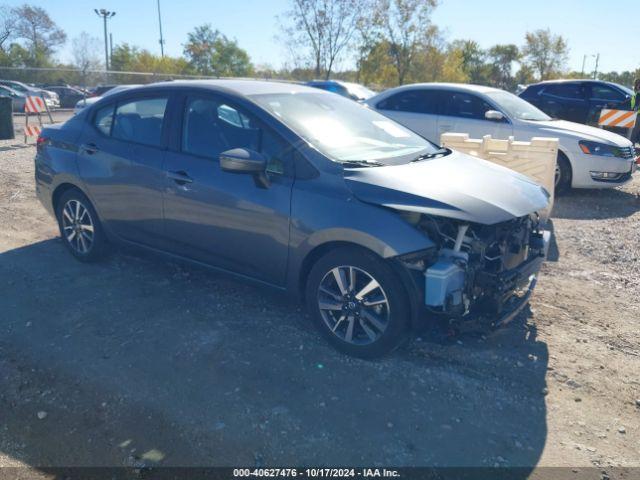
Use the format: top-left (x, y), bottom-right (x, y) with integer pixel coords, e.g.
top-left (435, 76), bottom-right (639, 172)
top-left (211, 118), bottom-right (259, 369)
top-left (36, 135), bottom-right (47, 152)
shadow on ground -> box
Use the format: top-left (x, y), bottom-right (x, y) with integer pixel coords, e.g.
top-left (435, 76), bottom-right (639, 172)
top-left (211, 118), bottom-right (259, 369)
top-left (0, 239), bottom-right (548, 473)
top-left (552, 187), bottom-right (640, 220)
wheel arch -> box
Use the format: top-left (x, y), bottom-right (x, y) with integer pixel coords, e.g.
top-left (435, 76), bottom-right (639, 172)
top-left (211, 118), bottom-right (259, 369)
top-left (52, 182), bottom-right (84, 212)
top-left (557, 148), bottom-right (573, 189)
top-left (295, 240), bottom-right (424, 330)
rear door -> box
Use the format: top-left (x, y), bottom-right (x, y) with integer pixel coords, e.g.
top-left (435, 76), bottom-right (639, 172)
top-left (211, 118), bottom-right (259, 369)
top-left (374, 89), bottom-right (441, 142)
top-left (161, 93), bottom-right (294, 286)
top-left (538, 82), bottom-right (589, 123)
top-left (438, 90), bottom-right (513, 140)
top-left (76, 94), bottom-right (170, 247)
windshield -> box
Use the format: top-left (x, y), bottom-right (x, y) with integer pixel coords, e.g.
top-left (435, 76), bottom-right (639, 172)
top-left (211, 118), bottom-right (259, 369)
top-left (250, 92), bottom-right (437, 164)
top-left (344, 83), bottom-right (376, 100)
top-left (486, 90), bottom-right (551, 121)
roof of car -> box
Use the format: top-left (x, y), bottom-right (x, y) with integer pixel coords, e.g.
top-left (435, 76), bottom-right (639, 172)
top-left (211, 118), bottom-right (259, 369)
top-left (527, 79), bottom-right (620, 86)
top-left (367, 83), bottom-right (503, 102)
top-left (130, 79), bottom-right (325, 97)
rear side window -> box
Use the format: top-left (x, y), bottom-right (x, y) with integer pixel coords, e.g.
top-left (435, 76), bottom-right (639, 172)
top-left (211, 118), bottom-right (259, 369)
top-left (441, 91), bottom-right (494, 120)
top-left (93, 104), bottom-right (115, 136)
top-left (112, 97), bottom-right (168, 147)
top-left (543, 83), bottom-right (585, 99)
top-left (377, 90), bottom-right (440, 114)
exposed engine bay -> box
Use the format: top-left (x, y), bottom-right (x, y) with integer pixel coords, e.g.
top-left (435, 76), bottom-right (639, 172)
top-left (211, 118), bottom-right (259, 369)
top-left (398, 211), bottom-right (550, 324)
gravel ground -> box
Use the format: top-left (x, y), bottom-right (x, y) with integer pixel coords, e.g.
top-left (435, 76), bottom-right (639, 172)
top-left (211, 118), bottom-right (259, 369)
top-left (0, 137), bottom-right (639, 475)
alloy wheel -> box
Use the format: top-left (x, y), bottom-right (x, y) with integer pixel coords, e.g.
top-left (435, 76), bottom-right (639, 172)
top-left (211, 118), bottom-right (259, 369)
top-left (317, 265), bottom-right (390, 345)
top-left (61, 199), bottom-right (95, 254)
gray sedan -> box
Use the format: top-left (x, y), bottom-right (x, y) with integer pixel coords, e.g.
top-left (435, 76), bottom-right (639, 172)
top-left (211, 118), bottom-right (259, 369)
top-left (35, 80), bottom-right (550, 357)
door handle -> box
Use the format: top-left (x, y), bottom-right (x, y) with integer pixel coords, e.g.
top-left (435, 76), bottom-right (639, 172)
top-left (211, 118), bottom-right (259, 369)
top-left (80, 143), bottom-right (99, 155)
top-left (439, 124), bottom-right (453, 131)
top-left (166, 170), bottom-right (193, 185)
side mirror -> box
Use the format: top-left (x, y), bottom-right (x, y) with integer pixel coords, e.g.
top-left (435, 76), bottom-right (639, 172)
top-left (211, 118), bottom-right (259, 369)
top-left (485, 110), bottom-right (505, 122)
top-left (219, 148), bottom-right (270, 188)
top-left (220, 148), bottom-right (266, 173)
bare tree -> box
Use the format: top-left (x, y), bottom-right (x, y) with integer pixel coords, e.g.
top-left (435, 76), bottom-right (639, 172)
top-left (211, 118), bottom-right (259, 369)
top-left (0, 6), bottom-right (17, 52)
top-left (72, 32), bottom-right (102, 72)
top-left (522, 29), bottom-right (569, 81)
top-left (280, 0), bottom-right (367, 79)
top-left (372, 0), bottom-right (439, 85)
top-left (13, 4), bottom-right (66, 57)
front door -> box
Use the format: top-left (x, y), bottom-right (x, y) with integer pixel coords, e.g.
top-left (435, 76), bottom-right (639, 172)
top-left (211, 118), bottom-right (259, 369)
top-left (375, 89), bottom-right (441, 142)
top-left (438, 90), bottom-right (513, 140)
top-left (76, 95), bottom-right (169, 246)
top-left (162, 94), bottom-right (293, 286)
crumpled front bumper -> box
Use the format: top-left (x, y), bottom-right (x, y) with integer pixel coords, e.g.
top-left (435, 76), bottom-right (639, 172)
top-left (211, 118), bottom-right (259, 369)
top-left (447, 230), bottom-right (550, 330)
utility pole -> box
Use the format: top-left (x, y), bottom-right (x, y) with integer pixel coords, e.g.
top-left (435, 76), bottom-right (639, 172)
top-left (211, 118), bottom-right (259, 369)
top-left (593, 53), bottom-right (600, 80)
top-left (157, 0), bottom-right (165, 57)
top-left (110, 33), bottom-right (113, 60)
top-left (581, 55), bottom-right (587, 77)
top-left (94, 8), bottom-right (116, 79)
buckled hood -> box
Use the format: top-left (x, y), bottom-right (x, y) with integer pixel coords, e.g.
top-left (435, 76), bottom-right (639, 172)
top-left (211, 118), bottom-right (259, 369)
top-left (344, 150), bottom-right (550, 225)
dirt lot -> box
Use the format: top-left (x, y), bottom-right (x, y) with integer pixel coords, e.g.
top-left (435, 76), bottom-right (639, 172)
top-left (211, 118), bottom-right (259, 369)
top-left (0, 137), bottom-right (639, 475)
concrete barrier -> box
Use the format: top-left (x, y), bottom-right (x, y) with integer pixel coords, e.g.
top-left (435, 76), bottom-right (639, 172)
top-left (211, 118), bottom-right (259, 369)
top-left (441, 133), bottom-right (559, 219)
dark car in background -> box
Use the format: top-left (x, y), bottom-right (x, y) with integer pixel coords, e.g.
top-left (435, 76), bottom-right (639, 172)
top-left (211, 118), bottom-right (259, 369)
top-left (46, 86), bottom-right (86, 108)
top-left (306, 80), bottom-right (375, 101)
top-left (518, 79), bottom-right (634, 126)
top-left (35, 80), bottom-right (550, 358)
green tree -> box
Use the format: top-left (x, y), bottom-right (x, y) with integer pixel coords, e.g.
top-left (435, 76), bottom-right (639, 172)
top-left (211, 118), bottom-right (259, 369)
top-left (522, 29), bottom-right (568, 81)
top-left (372, 0), bottom-right (439, 85)
top-left (487, 43), bottom-right (520, 90)
top-left (184, 25), bottom-right (253, 77)
top-left (451, 39), bottom-right (489, 85)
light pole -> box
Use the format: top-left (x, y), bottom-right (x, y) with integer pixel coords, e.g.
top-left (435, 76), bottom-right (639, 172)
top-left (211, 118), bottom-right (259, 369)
top-left (94, 9), bottom-right (116, 74)
top-left (592, 53), bottom-right (600, 80)
top-left (581, 54), bottom-right (596, 78)
top-left (157, 0), bottom-right (165, 57)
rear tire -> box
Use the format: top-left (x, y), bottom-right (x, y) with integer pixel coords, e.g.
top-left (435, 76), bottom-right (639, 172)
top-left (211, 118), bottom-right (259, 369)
top-left (305, 247), bottom-right (410, 358)
top-left (55, 189), bottom-right (108, 262)
top-left (555, 153), bottom-right (572, 195)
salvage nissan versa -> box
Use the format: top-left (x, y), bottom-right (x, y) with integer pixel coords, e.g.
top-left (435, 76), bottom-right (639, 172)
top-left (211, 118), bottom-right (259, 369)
top-left (35, 80), bottom-right (551, 358)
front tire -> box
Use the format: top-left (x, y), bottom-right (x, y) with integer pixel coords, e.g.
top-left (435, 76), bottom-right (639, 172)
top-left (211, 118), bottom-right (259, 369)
top-left (305, 247), bottom-right (410, 358)
top-left (56, 189), bottom-right (108, 262)
top-left (555, 153), bottom-right (572, 194)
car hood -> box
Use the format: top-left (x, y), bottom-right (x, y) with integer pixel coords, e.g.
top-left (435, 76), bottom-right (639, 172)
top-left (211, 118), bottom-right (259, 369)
top-left (344, 150), bottom-right (550, 225)
top-left (523, 119), bottom-right (632, 146)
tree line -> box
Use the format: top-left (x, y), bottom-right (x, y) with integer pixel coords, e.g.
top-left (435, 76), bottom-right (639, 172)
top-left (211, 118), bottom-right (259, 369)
top-left (0, 1), bottom-right (638, 91)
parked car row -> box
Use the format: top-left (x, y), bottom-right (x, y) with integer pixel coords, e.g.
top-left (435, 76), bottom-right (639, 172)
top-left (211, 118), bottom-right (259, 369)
top-left (364, 83), bottom-right (637, 191)
top-left (0, 80), bottom-right (60, 109)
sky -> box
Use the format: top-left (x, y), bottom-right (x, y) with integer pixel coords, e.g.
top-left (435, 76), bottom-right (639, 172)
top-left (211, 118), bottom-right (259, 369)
top-left (3, 0), bottom-right (639, 74)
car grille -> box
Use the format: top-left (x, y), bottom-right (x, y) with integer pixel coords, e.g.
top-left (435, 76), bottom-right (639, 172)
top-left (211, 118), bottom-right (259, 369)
top-left (617, 146), bottom-right (635, 159)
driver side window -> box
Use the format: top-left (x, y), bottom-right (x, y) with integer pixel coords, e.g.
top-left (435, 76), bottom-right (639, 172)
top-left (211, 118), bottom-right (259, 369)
top-left (441, 91), bottom-right (494, 120)
top-left (182, 96), bottom-right (288, 175)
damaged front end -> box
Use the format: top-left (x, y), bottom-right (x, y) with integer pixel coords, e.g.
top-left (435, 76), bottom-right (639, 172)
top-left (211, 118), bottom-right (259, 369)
top-left (397, 211), bottom-right (550, 329)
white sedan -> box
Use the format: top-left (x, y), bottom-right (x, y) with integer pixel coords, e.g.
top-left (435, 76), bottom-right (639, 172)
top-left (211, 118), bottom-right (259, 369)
top-left (365, 83), bottom-right (637, 190)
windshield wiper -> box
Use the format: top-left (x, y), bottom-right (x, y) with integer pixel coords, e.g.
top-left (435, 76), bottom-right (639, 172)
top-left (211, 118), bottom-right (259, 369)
top-left (411, 148), bottom-right (450, 162)
top-left (341, 160), bottom-right (384, 168)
